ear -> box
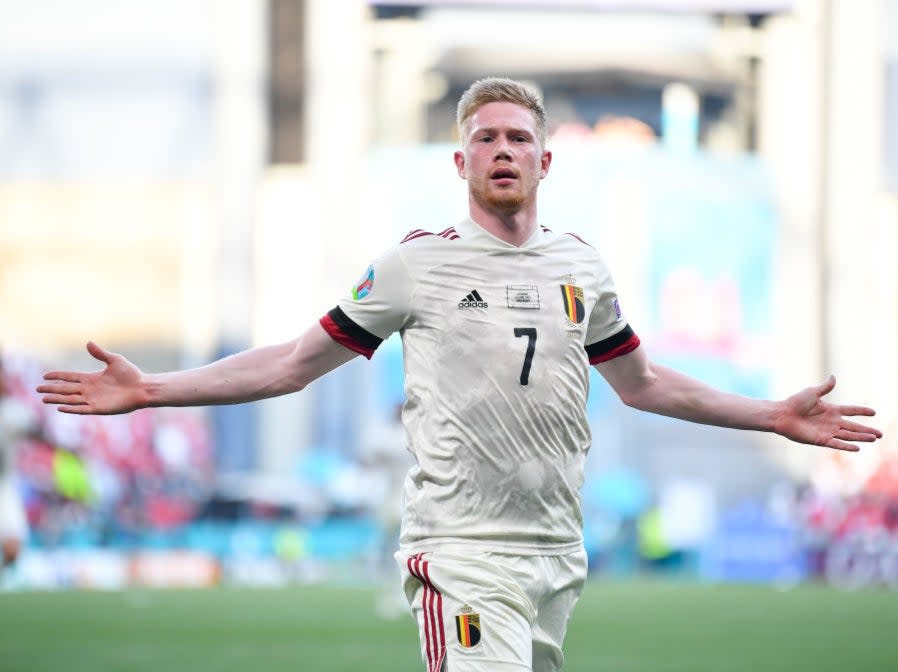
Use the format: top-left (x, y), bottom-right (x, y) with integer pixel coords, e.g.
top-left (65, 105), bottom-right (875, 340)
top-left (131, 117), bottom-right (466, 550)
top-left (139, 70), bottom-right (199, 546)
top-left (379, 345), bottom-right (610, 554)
top-left (539, 149), bottom-right (552, 179)
top-left (454, 150), bottom-right (466, 179)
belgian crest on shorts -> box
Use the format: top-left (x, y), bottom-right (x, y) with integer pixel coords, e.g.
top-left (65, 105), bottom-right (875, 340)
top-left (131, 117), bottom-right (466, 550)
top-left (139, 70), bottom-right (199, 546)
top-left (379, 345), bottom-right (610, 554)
top-left (455, 606), bottom-right (481, 648)
top-left (560, 284), bottom-right (585, 324)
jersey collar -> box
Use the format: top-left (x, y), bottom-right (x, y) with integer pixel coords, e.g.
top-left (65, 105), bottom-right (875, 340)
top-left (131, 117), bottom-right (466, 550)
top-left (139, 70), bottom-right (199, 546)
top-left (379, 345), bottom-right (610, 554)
top-left (456, 217), bottom-right (546, 251)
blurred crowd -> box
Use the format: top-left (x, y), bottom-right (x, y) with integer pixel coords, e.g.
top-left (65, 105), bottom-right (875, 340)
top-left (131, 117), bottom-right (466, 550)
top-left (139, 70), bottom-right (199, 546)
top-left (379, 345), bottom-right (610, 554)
top-left (1, 349), bottom-right (215, 550)
top-left (593, 464), bottom-right (898, 588)
top-left (788, 472), bottom-right (898, 587)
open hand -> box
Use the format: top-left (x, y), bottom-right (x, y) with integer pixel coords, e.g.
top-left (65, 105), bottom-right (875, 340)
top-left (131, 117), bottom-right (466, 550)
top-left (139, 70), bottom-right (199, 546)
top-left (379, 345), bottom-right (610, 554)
top-left (774, 375), bottom-right (882, 452)
top-left (36, 342), bottom-right (147, 415)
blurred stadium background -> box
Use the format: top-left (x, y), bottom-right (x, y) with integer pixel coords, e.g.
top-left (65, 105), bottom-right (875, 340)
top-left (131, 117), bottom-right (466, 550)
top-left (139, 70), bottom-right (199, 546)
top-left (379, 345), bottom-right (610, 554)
top-left (1, 0), bottom-right (897, 669)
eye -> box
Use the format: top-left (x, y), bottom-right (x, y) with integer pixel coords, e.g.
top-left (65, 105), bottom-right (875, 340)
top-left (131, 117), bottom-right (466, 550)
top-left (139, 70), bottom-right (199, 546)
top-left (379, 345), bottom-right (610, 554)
top-left (478, 135), bottom-right (493, 143)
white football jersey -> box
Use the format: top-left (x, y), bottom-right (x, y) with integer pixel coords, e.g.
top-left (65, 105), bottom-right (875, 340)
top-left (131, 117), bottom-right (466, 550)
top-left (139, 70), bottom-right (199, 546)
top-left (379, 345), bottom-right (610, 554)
top-left (321, 217), bottom-right (639, 554)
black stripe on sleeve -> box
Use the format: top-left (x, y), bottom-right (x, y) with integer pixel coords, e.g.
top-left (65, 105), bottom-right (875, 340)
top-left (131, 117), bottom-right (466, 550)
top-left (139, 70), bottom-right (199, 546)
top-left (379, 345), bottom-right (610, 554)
top-left (584, 324), bottom-right (638, 362)
top-left (326, 306), bottom-right (383, 353)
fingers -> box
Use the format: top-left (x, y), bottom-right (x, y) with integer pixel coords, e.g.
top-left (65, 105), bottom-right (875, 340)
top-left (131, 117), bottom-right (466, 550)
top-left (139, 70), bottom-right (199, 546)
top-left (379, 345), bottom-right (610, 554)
top-left (86, 341), bottom-right (111, 364)
top-left (41, 371), bottom-right (83, 384)
top-left (826, 439), bottom-right (860, 453)
top-left (58, 404), bottom-right (94, 415)
top-left (837, 405), bottom-right (877, 417)
top-left (840, 419), bottom-right (883, 438)
top-left (825, 416), bottom-right (882, 450)
top-left (40, 394), bottom-right (87, 407)
top-left (818, 374), bottom-right (836, 397)
top-left (36, 380), bottom-right (86, 408)
top-left (36, 381), bottom-right (81, 395)
top-left (35, 378), bottom-right (89, 413)
top-left (834, 429), bottom-right (880, 443)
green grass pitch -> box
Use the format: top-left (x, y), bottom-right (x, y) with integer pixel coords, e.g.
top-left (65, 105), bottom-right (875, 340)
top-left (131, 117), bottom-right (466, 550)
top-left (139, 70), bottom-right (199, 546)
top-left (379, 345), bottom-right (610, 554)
top-left (1, 579), bottom-right (896, 671)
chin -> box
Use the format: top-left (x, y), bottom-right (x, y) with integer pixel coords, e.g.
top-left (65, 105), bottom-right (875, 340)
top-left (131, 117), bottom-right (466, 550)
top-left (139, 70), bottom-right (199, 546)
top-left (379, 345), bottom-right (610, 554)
top-left (484, 192), bottom-right (525, 213)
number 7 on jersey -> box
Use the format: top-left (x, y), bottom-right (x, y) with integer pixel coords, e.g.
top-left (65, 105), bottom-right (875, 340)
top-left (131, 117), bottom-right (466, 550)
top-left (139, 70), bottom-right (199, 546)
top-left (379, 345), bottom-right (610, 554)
top-left (513, 327), bottom-right (537, 385)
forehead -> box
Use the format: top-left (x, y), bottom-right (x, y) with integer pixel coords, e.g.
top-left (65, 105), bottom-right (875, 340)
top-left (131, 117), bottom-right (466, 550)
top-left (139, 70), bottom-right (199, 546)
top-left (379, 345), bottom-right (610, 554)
top-left (465, 101), bottom-right (538, 135)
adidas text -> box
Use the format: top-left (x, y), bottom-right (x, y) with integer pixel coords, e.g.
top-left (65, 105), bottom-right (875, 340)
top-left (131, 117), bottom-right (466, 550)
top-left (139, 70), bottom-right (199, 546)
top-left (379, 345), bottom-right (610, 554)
top-left (458, 290), bottom-right (488, 309)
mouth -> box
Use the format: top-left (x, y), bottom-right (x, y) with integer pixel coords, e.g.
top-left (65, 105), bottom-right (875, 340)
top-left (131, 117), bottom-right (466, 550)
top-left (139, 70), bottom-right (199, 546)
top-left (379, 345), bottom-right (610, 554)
top-left (490, 167), bottom-right (518, 185)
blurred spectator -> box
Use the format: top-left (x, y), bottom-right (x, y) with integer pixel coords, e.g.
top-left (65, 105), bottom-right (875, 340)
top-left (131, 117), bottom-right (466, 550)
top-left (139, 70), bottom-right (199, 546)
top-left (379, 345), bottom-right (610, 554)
top-left (0, 352), bottom-right (39, 577)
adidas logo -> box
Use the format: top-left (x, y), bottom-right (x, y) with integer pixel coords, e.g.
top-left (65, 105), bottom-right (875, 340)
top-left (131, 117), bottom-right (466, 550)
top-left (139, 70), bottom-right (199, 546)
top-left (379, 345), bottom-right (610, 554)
top-left (458, 289), bottom-right (488, 309)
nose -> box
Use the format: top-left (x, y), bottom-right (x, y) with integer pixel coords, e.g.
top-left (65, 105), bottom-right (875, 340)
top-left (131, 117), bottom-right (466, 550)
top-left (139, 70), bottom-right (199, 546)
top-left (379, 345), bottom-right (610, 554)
top-left (493, 138), bottom-right (512, 161)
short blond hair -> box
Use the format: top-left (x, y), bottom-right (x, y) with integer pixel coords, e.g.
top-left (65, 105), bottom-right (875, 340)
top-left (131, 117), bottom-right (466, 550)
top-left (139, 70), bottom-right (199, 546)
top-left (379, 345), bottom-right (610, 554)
top-left (457, 77), bottom-right (547, 146)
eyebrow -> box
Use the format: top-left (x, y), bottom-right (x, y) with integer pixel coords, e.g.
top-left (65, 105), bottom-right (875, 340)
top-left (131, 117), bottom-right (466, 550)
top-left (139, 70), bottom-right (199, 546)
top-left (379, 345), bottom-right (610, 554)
top-left (472, 126), bottom-right (534, 137)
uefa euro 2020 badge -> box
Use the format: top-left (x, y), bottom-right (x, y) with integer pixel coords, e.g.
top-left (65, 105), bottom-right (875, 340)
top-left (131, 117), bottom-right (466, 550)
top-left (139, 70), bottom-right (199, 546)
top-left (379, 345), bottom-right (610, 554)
top-left (455, 605), bottom-right (481, 648)
top-left (352, 264), bottom-right (375, 300)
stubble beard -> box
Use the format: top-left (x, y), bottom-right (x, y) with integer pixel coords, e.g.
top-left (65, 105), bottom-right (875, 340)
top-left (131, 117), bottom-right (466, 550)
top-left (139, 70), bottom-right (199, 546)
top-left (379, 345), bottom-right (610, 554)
top-left (470, 179), bottom-right (532, 216)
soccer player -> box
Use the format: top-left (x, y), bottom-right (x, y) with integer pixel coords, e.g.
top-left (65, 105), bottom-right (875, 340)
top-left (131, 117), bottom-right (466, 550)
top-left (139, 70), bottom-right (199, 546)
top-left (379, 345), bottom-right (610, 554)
top-left (37, 78), bottom-right (882, 672)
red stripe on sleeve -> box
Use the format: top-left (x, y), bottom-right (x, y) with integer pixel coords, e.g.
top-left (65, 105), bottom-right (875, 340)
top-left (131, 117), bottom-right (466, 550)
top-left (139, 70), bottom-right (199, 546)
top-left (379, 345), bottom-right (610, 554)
top-left (319, 313), bottom-right (376, 359)
top-left (589, 333), bottom-right (641, 365)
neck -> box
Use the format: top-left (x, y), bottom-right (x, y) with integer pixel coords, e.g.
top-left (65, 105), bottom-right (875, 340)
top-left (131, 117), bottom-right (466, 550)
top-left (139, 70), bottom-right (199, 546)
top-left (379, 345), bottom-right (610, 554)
top-left (468, 197), bottom-right (538, 247)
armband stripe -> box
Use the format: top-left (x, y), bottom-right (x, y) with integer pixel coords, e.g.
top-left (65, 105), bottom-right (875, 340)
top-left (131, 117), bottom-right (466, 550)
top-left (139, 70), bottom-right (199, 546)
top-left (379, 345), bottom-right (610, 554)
top-left (585, 325), bottom-right (640, 364)
top-left (320, 307), bottom-right (382, 359)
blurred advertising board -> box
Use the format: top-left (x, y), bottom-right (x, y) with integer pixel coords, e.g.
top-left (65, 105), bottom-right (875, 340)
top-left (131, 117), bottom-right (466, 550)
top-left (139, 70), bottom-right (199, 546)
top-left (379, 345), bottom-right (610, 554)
top-left (15, 550), bottom-right (221, 590)
top-left (700, 501), bottom-right (807, 583)
top-left (129, 551), bottom-right (221, 588)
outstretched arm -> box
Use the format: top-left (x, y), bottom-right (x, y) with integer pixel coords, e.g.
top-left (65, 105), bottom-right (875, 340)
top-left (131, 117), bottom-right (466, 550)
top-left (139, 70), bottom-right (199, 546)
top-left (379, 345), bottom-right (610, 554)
top-left (37, 322), bottom-right (358, 415)
top-left (595, 345), bottom-right (882, 452)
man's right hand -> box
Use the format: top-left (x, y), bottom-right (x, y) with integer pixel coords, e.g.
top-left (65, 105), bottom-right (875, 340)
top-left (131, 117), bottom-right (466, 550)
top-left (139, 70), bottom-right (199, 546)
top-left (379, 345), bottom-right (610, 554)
top-left (37, 341), bottom-right (146, 415)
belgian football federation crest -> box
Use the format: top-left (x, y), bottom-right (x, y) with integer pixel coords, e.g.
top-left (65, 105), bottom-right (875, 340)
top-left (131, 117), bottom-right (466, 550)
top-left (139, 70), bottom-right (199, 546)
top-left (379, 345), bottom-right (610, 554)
top-left (352, 264), bottom-right (375, 300)
top-left (455, 608), bottom-right (481, 648)
top-left (560, 284), bottom-right (585, 324)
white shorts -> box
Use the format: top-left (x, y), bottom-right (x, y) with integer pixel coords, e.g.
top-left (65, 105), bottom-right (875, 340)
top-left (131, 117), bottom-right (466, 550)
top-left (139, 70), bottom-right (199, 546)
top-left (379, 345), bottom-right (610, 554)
top-left (0, 476), bottom-right (27, 541)
top-left (397, 547), bottom-right (588, 672)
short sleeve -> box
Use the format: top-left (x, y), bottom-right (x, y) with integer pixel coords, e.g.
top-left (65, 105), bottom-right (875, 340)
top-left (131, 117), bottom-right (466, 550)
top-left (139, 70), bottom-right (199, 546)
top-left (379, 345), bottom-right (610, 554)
top-left (320, 246), bottom-right (413, 359)
top-left (583, 260), bottom-right (640, 365)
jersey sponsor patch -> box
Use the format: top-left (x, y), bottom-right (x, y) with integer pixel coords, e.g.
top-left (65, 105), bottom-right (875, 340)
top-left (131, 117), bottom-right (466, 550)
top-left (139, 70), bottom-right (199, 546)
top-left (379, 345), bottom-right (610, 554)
top-left (352, 264), bottom-right (375, 300)
top-left (455, 609), bottom-right (481, 648)
top-left (613, 297), bottom-right (622, 321)
top-left (560, 284), bottom-right (585, 324)
top-left (506, 284), bottom-right (540, 309)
